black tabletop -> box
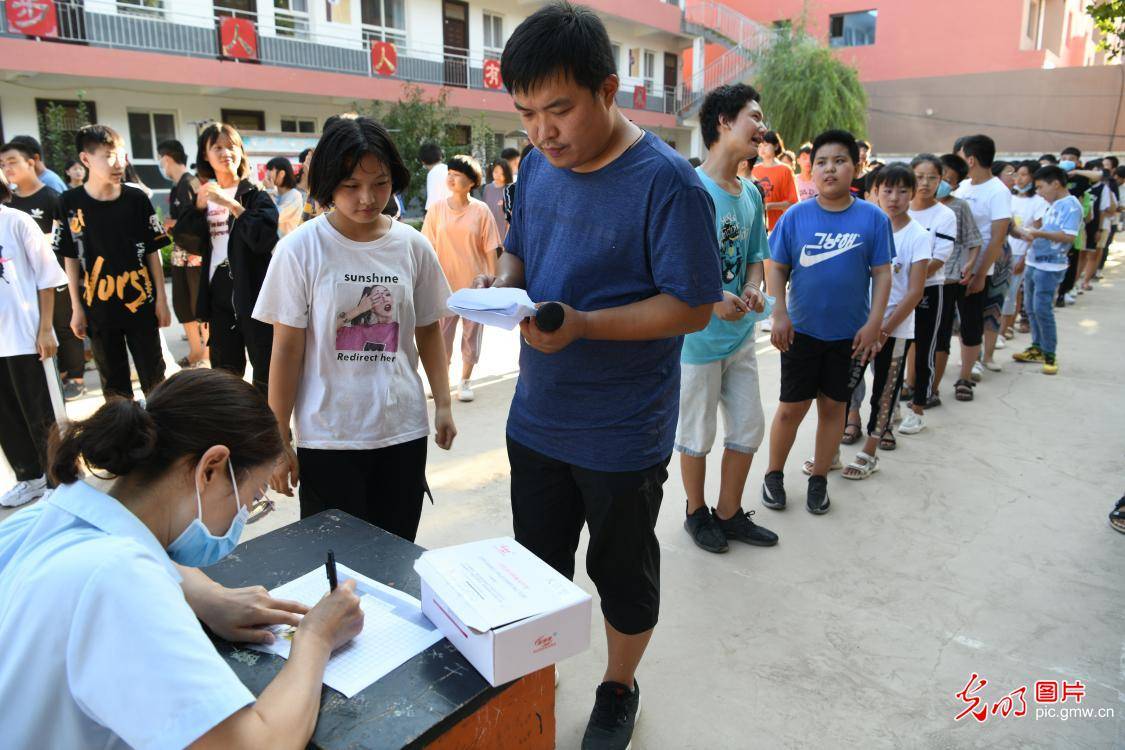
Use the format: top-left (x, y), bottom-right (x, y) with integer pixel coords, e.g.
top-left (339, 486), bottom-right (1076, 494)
top-left (204, 510), bottom-right (500, 749)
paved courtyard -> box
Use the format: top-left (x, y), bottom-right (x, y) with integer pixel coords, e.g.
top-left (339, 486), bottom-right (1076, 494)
top-left (3, 254), bottom-right (1123, 748)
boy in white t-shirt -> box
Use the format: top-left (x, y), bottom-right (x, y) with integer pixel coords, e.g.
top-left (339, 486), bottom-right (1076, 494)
top-left (1003, 161), bottom-right (1048, 340)
top-left (254, 118), bottom-right (456, 542)
top-left (842, 164), bottom-right (931, 479)
top-left (0, 189), bottom-right (68, 507)
top-left (953, 135), bottom-right (1011, 392)
top-left (420, 142), bottom-right (451, 215)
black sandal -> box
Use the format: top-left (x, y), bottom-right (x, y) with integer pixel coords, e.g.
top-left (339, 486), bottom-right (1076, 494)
top-left (879, 434), bottom-right (897, 451)
top-left (841, 421), bottom-right (862, 445)
top-left (899, 385), bottom-right (913, 402)
top-left (1110, 497), bottom-right (1125, 534)
top-left (954, 379), bottom-right (975, 402)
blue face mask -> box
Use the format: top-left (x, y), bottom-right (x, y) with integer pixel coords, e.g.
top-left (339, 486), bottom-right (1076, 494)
top-left (936, 180), bottom-right (953, 199)
top-left (1059, 160), bottom-right (1077, 172)
top-left (1015, 182), bottom-right (1033, 194)
top-left (167, 459), bottom-right (249, 568)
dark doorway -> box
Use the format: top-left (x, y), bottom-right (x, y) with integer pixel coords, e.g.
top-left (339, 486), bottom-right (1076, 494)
top-left (220, 109), bottom-right (266, 132)
top-left (443, 0), bottom-right (469, 88)
top-left (663, 52), bottom-right (678, 113)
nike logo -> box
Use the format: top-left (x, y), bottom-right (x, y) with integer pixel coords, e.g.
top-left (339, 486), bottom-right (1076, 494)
top-left (798, 232), bottom-right (863, 267)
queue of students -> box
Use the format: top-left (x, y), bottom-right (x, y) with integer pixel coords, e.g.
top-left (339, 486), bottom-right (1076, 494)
top-left (0, 4), bottom-right (1121, 750)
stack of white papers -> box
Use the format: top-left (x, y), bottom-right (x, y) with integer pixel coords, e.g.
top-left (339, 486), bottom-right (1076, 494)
top-left (447, 287), bottom-right (538, 330)
top-left (249, 564), bottom-right (443, 698)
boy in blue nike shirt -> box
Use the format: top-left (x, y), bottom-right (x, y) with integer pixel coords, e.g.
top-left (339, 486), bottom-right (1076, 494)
top-left (762, 130), bottom-right (892, 515)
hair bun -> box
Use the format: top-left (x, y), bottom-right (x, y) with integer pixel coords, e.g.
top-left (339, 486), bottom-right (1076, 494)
top-left (49, 398), bottom-right (159, 484)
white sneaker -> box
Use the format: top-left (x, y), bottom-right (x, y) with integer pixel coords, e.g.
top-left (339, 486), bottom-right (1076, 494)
top-left (983, 360), bottom-right (1003, 372)
top-left (899, 413), bottom-right (926, 435)
top-left (457, 382), bottom-right (475, 402)
top-left (995, 336), bottom-right (1006, 350)
top-left (1064, 292), bottom-right (1077, 305)
top-left (971, 360), bottom-right (984, 381)
top-left (1, 476), bottom-right (49, 507)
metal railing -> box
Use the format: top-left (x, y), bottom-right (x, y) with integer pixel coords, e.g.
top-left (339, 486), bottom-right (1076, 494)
top-left (0, 1), bottom-right (678, 116)
top-left (677, 0), bottom-right (776, 115)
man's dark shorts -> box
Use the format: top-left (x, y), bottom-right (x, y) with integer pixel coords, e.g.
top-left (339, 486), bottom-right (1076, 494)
top-left (507, 436), bottom-right (667, 636)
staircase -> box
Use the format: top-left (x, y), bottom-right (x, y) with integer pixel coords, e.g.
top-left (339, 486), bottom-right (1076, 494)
top-left (678, 1), bottom-right (775, 117)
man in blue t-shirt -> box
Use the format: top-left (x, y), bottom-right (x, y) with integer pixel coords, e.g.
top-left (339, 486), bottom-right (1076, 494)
top-left (762, 129), bottom-right (893, 516)
top-left (482, 6), bottom-right (722, 747)
top-left (674, 84), bottom-right (778, 556)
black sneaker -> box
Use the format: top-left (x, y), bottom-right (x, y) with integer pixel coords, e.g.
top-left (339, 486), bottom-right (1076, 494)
top-left (715, 507), bottom-right (779, 546)
top-left (762, 471), bottom-right (786, 510)
top-left (807, 475), bottom-right (831, 515)
top-left (582, 680), bottom-right (641, 750)
top-left (684, 506), bottom-right (728, 554)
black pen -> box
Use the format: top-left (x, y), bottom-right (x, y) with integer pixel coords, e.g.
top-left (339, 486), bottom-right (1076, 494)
top-left (326, 549), bottom-right (338, 592)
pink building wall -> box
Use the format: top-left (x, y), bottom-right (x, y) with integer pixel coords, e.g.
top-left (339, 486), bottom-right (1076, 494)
top-left (720, 0), bottom-right (1099, 82)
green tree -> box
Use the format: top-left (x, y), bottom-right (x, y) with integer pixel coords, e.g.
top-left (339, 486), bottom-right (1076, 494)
top-left (358, 84), bottom-right (496, 210)
top-left (750, 23), bottom-right (867, 147)
top-left (1088, 1), bottom-right (1125, 58)
top-left (40, 93), bottom-right (91, 174)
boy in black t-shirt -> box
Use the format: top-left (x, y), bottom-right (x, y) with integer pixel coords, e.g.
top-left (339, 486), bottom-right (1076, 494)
top-left (0, 140), bottom-right (88, 398)
top-left (54, 125), bottom-right (171, 400)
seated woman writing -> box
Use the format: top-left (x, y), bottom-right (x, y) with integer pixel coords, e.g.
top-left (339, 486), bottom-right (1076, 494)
top-left (0, 368), bottom-right (364, 750)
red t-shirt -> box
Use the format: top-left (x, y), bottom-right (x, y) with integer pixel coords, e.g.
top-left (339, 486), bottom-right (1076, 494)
top-left (751, 163), bottom-right (799, 231)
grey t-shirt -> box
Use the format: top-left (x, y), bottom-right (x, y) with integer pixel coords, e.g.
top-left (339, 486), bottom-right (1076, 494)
top-left (942, 196), bottom-right (982, 282)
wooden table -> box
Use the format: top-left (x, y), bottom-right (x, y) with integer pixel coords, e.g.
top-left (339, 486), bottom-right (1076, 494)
top-left (204, 510), bottom-right (555, 749)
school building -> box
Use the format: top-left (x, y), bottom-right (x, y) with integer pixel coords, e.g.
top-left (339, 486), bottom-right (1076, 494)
top-left (0, 0), bottom-right (752, 193)
top-left (692, 0), bottom-right (1125, 154)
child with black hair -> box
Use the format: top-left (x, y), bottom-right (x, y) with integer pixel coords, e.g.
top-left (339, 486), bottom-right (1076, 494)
top-left (953, 135), bottom-right (1011, 396)
top-left (158, 138), bottom-right (207, 370)
top-left (898, 153), bottom-right (957, 435)
top-left (420, 142), bottom-right (450, 213)
top-left (796, 143), bottom-right (818, 201)
top-left (422, 154), bottom-right (502, 402)
top-left (1012, 165), bottom-right (1082, 374)
top-left (763, 129), bottom-right (892, 514)
top-left (0, 179), bottom-right (67, 507)
top-left (1, 140), bottom-right (86, 399)
top-left (1003, 161), bottom-right (1049, 341)
top-left (171, 123), bottom-right (278, 395)
top-left (264, 156), bottom-right (303, 238)
top-left (483, 159), bottom-right (512, 240)
top-left (841, 164), bottom-right (930, 478)
top-left (55, 124), bottom-right (171, 401)
top-left (927, 153), bottom-right (982, 404)
top-left (64, 158), bottom-right (85, 189)
top-left (254, 116), bottom-right (455, 542)
top-left (752, 130), bottom-right (798, 231)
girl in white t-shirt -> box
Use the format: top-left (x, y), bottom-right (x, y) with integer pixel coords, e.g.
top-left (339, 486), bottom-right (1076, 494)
top-left (843, 165), bottom-right (931, 480)
top-left (0, 191), bottom-right (67, 508)
top-left (253, 117), bottom-right (455, 542)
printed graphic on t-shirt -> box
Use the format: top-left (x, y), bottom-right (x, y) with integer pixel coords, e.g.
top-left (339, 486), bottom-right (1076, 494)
top-left (0, 245), bottom-right (9, 284)
top-left (65, 206), bottom-right (155, 312)
top-left (718, 211), bottom-right (746, 284)
top-left (798, 232), bottom-right (864, 267)
top-left (334, 279), bottom-right (402, 360)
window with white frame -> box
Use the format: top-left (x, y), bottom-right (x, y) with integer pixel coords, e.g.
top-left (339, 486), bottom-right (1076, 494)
top-left (362, 0), bottom-right (406, 47)
top-left (117, 0), bottom-right (164, 18)
top-left (611, 42), bottom-right (621, 71)
top-left (642, 50), bottom-right (656, 94)
top-left (274, 0), bottom-right (309, 38)
top-left (281, 116), bottom-right (317, 134)
top-left (483, 12), bottom-right (503, 56)
top-left (126, 110), bottom-right (177, 188)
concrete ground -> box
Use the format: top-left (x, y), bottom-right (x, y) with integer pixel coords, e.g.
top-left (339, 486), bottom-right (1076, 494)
top-left (3, 254), bottom-right (1123, 748)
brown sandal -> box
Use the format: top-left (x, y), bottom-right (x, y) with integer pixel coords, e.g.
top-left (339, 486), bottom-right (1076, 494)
top-left (841, 421), bottom-right (862, 445)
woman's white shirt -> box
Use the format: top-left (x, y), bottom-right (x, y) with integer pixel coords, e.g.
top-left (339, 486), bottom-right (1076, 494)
top-left (0, 481), bottom-right (253, 750)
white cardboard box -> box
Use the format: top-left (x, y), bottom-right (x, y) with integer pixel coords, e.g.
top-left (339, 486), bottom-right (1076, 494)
top-left (414, 537), bottom-right (592, 687)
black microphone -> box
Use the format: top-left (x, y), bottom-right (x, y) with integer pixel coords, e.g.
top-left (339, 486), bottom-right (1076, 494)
top-left (535, 302), bottom-right (565, 332)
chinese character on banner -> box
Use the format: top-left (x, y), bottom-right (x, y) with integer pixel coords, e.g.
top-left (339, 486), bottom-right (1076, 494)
top-left (990, 686), bottom-right (1028, 718)
top-left (6, 0), bottom-right (59, 38)
top-left (371, 41), bottom-right (398, 76)
top-left (483, 59), bottom-right (503, 90)
top-left (220, 17), bottom-right (258, 61)
top-left (1061, 681), bottom-right (1086, 703)
top-left (632, 86), bottom-right (647, 111)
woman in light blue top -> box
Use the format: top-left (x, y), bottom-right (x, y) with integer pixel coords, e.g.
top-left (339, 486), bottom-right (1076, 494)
top-left (0, 368), bottom-right (364, 750)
